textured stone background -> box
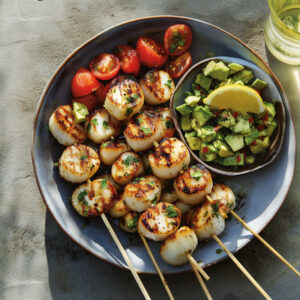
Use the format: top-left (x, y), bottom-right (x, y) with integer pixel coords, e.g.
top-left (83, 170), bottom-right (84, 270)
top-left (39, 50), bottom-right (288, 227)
top-left (0, 0), bottom-right (299, 299)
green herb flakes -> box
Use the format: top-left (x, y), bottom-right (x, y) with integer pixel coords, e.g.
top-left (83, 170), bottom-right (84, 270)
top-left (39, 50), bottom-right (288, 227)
top-left (165, 79), bottom-right (172, 89)
top-left (165, 120), bottom-right (174, 128)
top-left (165, 205), bottom-right (179, 218)
top-left (92, 118), bottom-right (99, 125)
top-left (80, 155), bottom-right (87, 161)
top-left (123, 155), bottom-right (139, 167)
top-left (78, 190), bottom-right (88, 202)
top-left (127, 214), bottom-right (139, 229)
top-left (191, 170), bottom-right (203, 180)
top-left (141, 126), bottom-right (152, 135)
top-left (151, 195), bottom-right (158, 205)
top-left (101, 179), bottom-right (107, 189)
top-left (132, 93), bottom-right (139, 99)
top-left (126, 107), bottom-right (133, 116)
top-left (103, 121), bottom-right (109, 129)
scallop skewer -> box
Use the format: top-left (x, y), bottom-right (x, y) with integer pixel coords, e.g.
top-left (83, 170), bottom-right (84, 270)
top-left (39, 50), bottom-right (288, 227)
top-left (206, 184), bottom-right (300, 278)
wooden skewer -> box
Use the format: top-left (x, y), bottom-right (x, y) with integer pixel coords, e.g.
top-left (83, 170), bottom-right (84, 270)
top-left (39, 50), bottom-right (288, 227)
top-left (230, 209), bottom-right (300, 278)
top-left (187, 254), bottom-right (210, 281)
top-left (101, 214), bottom-right (151, 300)
top-left (212, 234), bottom-right (271, 300)
top-left (139, 232), bottom-right (175, 300)
top-left (190, 257), bottom-right (213, 300)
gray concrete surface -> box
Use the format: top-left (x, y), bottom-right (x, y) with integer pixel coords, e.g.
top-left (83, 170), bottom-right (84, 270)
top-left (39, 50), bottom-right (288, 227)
top-left (0, 0), bottom-right (299, 299)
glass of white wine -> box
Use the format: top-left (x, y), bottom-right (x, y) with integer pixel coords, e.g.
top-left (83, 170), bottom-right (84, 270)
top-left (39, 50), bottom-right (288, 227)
top-left (265, 0), bottom-right (300, 64)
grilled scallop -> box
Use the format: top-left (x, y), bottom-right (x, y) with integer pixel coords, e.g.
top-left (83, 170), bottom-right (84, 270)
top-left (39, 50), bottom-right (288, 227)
top-left (137, 202), bottom-right (181, 241)
top-left (59, 144), bottom-right (100, 183)
top-left (111, 152), bottom-right (144, 185)
top-left (139, 69), bottom-right (175, 105)
top-left (158, 107), bottom-right (176, 138)
top-left (160, 226), bottom-right (198, 266)
top-left (174, 165), bottom-right (213, 205)
top-left (99, 139), bottom-right (130, 166)
top-left (104, 78), bottom-right (144, 120)
top-left (98, 174), bottom-right (122, 193)
top-left (141, 151), bottom-right (152, 174)
top-left (124, 111), bottom-right (165, 152)
top-left (49, 105), bottom-right (86, 146)
top-left (148, 137), bottom-right (190, 179)
top-left (119, 211), bottom-right (140, 233)
top-left (209, 184), bottom-right (236, 214)
top-left (175, 201), bottom-right (193, 214)
top-left (190, 202), bottom-right (225, 241)
top-left (85, 108), bottom-right (121, 144)
top-left (161, 189), bottom-right (178, 204)
top-left (122, 176), bottom-right (162, 212)
top-left (71, 178), bottom-right (117, 217)
top-left (109, 194), bottom-right (130, 218)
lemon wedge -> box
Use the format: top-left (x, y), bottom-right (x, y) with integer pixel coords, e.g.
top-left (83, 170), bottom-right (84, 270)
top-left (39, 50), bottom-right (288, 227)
top-left (203, 85), bottom-right (266, 114)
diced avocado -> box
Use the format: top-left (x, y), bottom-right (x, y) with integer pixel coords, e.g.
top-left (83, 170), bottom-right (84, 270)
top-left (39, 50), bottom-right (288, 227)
top-left (191, 119), bottom-right (201, 131)
top-left (199, 152), bottom-right (217, 162)
top-left (73, 102), bottom-right (89, 123)
top-left (180, 115), bottom-right (192, 131)
top-left (231, 118), bottom-right (251, 134)
top-left (218, 111), bottom-right (236, 128)
top-left (250, 137), bottom-right (270, 154)
top-left (187, 137), bottom-right (202, 150)
top-left (193, 88), bottom-right (201, 97)
top-left (195, 73), bottom-right (212, 91)
top-left (225, 134), bottom-right (245, 152)
top-left (228, 63), bottom-right (244, 74)
top-left (251, 78), bottom-right (268, 90)
top-left (203, 60), bottom-right (217, 77)
top-left (244, 129), bottom-right (259, 145)
top-left (176, 104), bottom-right (192, 115)
top-left (184, 91), bottom-right (194, 97)
top-left (223, 152), bottom-right (244, 166)
top-left (208, 144), bottom-right (219, 154)
top-left (210, 61), bottom-right (230, 81)
top-left (185, 95), bottom-right (201, 107)
top-left (219, 143), bottom-right (234, 157)
top-left (234, 80), bottom-right (244, 86)
top-left (198, 125), bottom-right (217, 143)
top-left (192, 106), bottom-right (213, 126)
top-left (267, 120), bottom-right (277, 136)
top-left (233, 69), bottom-right (254, 84)
top-left (185, 131), bottom-right (197, 139)
top-left (245, 156), bottom-right (256, 164)
top-left (218, 78), bottom-right (234, 88)
top-left (264, 102), bottom-right (276, 119)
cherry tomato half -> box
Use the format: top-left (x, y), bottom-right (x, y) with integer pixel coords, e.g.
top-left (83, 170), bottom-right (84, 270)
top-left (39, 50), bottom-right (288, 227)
top-left (72, 94), bottom-right (98, 111)
top-left (89, 53), bottom-right (120, 81)
top-left (164, 24), bottom-right (192, 56)
top-left (165, 51), bottom-right (192, 78)
top-left (114, 45), bottom-right (141, 76)
top-left (136, 37), bottom-right (168, 68)
top-left (71, 67), bottom-right (101, 97)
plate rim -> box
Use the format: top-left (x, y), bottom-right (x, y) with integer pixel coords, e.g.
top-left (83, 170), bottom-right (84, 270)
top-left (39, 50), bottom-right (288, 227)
top-left (31, 15), bottom-right (296, 274)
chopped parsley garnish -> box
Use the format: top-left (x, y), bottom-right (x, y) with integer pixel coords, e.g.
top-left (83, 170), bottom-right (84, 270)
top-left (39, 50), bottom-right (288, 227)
top-left (212, 200), bottom-right (220, 217)
top-left (165, 205), bottom-right (178, 218)
top-left (165, 79), bottom-right (172, 89)
top-left (165, 119), bottom-right (174, 128)
top-left (127, 214), bottom-right (139, 229)
top-left (92, 118), bottom-right (99, 125)
top-left (191, 170), bottom-right (203, 180)
top-left (101, 142), bottom-right (110, 148)
top-left (101, 179), bottom-right (107, 189)
top-left (125, 96), bottom-right (135, 104)
top-left (136, 117), bottom-right (143, 126)
top-left (151, 195), bottom-right (158, 205)
top-left (132, 93), bottom-right (139, 99)
top-left (147, 181), bottom-right (155, 186)
top-left (216, 248), bottom-right (223, 254)
top-left (78, 190), bottom-right (88, 202)
top-left (103, 121), bottom-right (109, 129)
top-left (123, 155), bottom-right (139, 167)
top-left (53, 162), bottom-right (59, 167)
top-left (125, 107), bottom-right (133, 116)
top-left (87, 123), bottom-right (91, 132)
top-left (169, 32), bottom-right (185, 53)
top-left (141, 126), bottom-right (152, 135)
top-left (148, 72), bottom-right (154, 83)
top-left (80, 155), bottom-right (87, 160)
top-left (132, 177), bottom-right (145, 184)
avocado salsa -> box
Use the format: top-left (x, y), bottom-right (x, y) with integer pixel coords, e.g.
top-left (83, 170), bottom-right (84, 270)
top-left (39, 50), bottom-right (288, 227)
top-left (176, 60), bottom-right (278, 167)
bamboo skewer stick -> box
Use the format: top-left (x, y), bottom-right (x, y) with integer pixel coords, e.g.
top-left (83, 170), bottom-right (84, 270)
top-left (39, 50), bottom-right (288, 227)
top-left (138, 232), bottom-right (175, 300)
top-left (190, 259), bottom-right (213, 300)
top-left (101, 214), bottom-right (151, 300)
top-left (212, 234), bottom-right (272, 300)
top-left (187, 254), bottom-right (210, 281)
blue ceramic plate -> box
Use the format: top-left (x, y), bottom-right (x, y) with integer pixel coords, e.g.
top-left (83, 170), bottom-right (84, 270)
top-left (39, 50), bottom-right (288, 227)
top-left (32, 16), bottom-right (296, 274)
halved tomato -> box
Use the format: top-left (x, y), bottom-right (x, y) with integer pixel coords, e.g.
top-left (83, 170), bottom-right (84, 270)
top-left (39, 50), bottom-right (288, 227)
top-left (114, 45), bottom-right (141, 76)
top-left (136, 37), bottom-right (168, 68)
top-left (164, 24), bottom-right (192, 56)
top-left (165, 51), bottom-right (192, 78)
top-left (71, 67), bottom-right (101, 97)
top-left (72, 94), bottom-right (98, 111)
top-left (89, 53), bottom-right (120, 81)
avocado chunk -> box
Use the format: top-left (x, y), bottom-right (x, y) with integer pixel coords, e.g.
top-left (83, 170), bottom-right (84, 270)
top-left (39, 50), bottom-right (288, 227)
top-left (192, 106), bottom-right (213, 126)
top-left (176, 104), bottom-right (192, 115)
top-left (264, 102), bottom-right (276, 119)
top-left (250, 137), bottom-right (270, 155)
top-left (199, 152), bottom-right (217, 162)
top-left (245, 156), bottom-right (256, 164)
top-left (251, 78), bottom-right (268, 90)
top-left (185, 131), bottom-right (197, 139)
top-left (191, 119), bottom-right (201, 131)
top-left (180, 115), bottom-right (192, 131)
top-left (203, 60), bottom-right (216, 77)
top-left (210, 61), bottom-right (230, 81)
top-left (258, 120), bottom-right (278, 137)
top-left (231, 118), bottom-right (251, 134)
top-left (73, 102), bottom-right (89, 123)
top-left (225, 134), bottom-right (245, 152)
top-left (198, 125), bottom-right (217, 143)
top-left (228, 63), bottom-right (244, 74)
top-left (223, 152), bottom-right (244, 166)
top-left (208, 143), bottom-right (219, 154)
top-left (195, 73), bottom-right (212, 91)
top-left (185, 95), bottom-right (201, 107)
top-left (213, 140), bottom-right (233, 157)
top-left (187, 136), bottom-right (202, 150)
top-left (234, 80), bottom-right (244, 86)
top-left (218, 111), bottom-right (236, 128)
top-left (233, 69), bottom-right (254, 84)
top-left (244, 128), bottom-right (259, 145)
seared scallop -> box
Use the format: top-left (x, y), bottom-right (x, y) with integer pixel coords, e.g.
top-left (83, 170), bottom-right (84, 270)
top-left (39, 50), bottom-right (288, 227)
top-left (111, 152), bottom-right (144, 185)
top-left (119, 211), bottom-right (140, 233)
top-left (85, 108), bottom-right (121, 143)
top-left (141, 151), bottom-right (152, 174)
top-left (49, 105), bottom-right (86, 146)
top-left (139, 69), bottom-right (175, 105)
top-left (109, 193), bottom-right (130, 218)
top-left (122, 175), bottom-right (161, 212)
top-left (161, 189), bottom-right (178, 204)
top-left (209, 184), bottom-right (236, 214)
top-left (59, 144), bottom-right (100, 183)
top-left (158, 107), bottom-right (176, 138)
top-left (99, 138), bottom-right (130, 165)
top-left (124, 111), bottom-right (165, 152)
top-left (160, 226), bottom-right (198, 266)
top-left (174, 165), bottom-right (213, 205)
top-left (190, 202), bottom-right (225, 241)
top-left (72, 178), bottom-right (117, 217)
top-left (175, 201), bottom-right (193, 214)
top-left (148, 137), bottom-right (190, 179)
top-left (137, 202), bottom-right (181, 241)
top-left (98, 174), bottom-right (122, 193)
top-left (104, 78), bottom-right (144, 120)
